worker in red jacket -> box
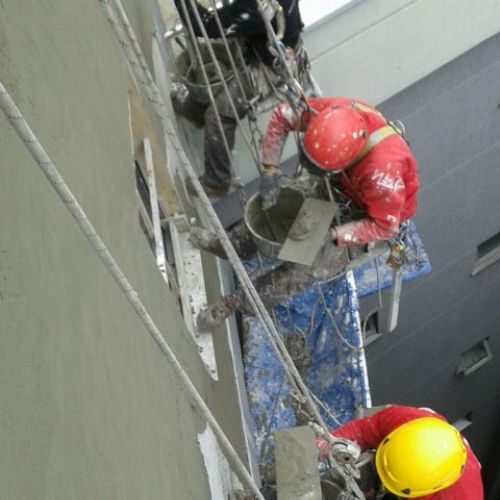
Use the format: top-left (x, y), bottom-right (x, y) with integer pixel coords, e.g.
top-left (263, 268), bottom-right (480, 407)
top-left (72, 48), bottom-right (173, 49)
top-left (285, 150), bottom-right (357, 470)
top-left (194, 96), bottom-right (419, 330)
top-left (317, 405), bottom-right (483, 499)
top-left (259, 96), bottom-right (420, 246)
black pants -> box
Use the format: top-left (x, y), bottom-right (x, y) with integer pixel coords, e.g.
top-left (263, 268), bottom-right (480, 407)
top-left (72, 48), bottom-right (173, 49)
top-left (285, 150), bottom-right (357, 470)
top-left (177, 71), bottom-right (255, 190)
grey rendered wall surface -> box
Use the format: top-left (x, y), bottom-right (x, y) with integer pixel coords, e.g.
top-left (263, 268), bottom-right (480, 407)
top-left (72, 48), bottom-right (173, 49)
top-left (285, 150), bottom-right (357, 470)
top-left (0, 1), bottom-right (247, 499)
top-left (362, 33), bottom-right (500, 495)
top-left (305, 0), bottom-right (500, 107)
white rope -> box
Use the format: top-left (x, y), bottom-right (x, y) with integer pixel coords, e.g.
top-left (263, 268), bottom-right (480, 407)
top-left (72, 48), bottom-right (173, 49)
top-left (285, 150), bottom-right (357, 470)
top-left (175, 0), bottom-right (252, 197)
top-left (180, 0), bottom-right (262, 169)
top-left (99, 0), bottom-right (339, 441)
top-left (0, 81), bottom-right (264, 500)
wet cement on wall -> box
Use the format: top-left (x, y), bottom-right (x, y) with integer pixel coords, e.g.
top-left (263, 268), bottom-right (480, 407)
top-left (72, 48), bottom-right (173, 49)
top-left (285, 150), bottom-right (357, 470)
top-left (0, 1), bottom-right (247, 498)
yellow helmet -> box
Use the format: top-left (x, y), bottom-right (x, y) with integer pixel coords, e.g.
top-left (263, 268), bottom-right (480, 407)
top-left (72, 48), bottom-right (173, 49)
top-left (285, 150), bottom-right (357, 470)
top-left (375, 417), bottom-right (467, 498)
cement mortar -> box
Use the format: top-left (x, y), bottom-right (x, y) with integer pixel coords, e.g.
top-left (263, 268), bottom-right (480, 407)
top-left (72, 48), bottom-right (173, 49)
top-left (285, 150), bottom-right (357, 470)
top-left (275, 426), bottom-right (322, 500)
top-left (245, 188), bottom-right (304, 258)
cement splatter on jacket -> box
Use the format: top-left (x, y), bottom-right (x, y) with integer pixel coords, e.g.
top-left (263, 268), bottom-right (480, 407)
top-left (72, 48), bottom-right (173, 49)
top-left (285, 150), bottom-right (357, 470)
top-left (174, 0), bottom-right (302, 66)
top-left (261, 97), bottom-right (420, 247)
top-left (332, 405), bottom-right (483, 499)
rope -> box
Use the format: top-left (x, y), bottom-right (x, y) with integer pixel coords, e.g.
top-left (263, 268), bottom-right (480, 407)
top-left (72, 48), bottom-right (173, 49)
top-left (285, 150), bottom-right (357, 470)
top-left (316, 284), bottom-right (362, 352)
top-left (206, 0), bottom-right (256, 114)
top-left (179, 0), bottom-right (262, 170)
top-left (205, 0), bottom-right (266, 161)
top-left (98, 0), bottom-right (334, 446)
top-left (0, 80), bottom-right (264, 500)
top-left (176, 0), bottom-right (247, 208)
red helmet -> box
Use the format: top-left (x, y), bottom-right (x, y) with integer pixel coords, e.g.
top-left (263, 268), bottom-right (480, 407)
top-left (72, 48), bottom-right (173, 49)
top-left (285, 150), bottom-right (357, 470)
top-left (302, 104), bottom-right (369, 172)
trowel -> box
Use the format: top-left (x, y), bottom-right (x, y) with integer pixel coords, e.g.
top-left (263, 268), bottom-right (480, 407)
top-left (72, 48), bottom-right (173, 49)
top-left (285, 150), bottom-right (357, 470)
top-left (278, 198), bottom-right (339, 266)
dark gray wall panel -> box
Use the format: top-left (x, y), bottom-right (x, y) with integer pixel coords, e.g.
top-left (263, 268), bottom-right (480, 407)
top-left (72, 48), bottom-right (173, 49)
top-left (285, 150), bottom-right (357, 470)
top-left (363, 33), bottom-right (500, 496)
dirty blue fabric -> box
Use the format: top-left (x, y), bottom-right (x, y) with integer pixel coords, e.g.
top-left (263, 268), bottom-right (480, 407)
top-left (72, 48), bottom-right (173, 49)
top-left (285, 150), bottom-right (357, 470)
top-left (243, 275), bottom-right (367, 473)
top-left (353, 220), bottom-right (431, 297)
top-left (242, 221), bottom-right (431, 471)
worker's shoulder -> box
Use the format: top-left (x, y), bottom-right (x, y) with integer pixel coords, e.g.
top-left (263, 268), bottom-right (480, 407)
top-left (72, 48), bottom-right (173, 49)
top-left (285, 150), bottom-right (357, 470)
top-left (375, 404), bottom-right (442, 420)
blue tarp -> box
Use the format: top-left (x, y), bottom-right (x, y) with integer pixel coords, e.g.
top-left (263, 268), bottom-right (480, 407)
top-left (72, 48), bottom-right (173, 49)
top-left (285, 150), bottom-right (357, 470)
top-left (353, 221), bottom-right (431, 297)
top-left (242, 222), bottom-right (431, 472)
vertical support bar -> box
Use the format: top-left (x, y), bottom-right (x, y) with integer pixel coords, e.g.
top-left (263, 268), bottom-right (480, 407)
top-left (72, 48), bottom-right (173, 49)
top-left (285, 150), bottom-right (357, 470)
top-left (386, 267), bottom-right (403, 332)
top-left (169, 215), bottom-right (218, 380)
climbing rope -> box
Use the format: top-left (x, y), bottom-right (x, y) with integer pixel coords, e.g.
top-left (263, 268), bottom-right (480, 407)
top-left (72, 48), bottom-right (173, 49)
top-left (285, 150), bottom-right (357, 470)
top-left (175, 0), bottom-right (372, 432)
top-left (0, 80), bottom-right (265, 500)
top-left (101, 3), bottom-right (370, 495)
top-left (99, 0), bottom-right (335, 442)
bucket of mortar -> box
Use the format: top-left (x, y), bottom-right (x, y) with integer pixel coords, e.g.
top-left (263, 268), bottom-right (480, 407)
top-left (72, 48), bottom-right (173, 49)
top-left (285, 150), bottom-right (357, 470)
top-left (244, 187), bottom-right (304, 259)
top-left (175, 42), bottom-right (237, 105)
top-left (320, 479), bottom-right (343, 499)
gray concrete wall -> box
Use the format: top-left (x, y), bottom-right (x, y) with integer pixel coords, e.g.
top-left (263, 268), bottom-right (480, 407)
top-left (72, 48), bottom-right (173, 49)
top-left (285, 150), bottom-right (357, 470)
top-left (305, 0), bottom-right (500, 106)
top-left (360, 33), bottom-right (500, 497)
top-left (0, 1), bottom-right (248, 498)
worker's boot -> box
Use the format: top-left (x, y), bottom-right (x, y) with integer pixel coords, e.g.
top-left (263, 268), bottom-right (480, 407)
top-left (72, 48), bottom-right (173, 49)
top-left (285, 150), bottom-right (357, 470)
top-left (185, 175), bottom-right (230, 199)
top-left (197, 295), bottom-right (241, 331)
top-left (189, 227), bottom-right (227, 259)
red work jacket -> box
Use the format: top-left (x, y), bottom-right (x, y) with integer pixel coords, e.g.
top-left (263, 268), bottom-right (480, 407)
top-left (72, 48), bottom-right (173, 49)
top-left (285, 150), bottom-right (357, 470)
top-left (261, 97), bottom-right (419, 246)
top-left (332, 405), bottom-right (484, 499)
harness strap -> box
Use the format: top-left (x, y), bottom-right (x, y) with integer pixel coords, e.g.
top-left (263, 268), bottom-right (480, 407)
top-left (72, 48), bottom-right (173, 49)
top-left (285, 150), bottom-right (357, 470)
top-left (347, 101), bottom-right (400, 167)
top-left (355, 125), bottom-right (398, 162)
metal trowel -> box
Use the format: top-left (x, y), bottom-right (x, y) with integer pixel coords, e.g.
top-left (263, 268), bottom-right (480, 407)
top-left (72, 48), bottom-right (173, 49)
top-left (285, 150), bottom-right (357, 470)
top-left (278, 198), bottom-right (339, 266)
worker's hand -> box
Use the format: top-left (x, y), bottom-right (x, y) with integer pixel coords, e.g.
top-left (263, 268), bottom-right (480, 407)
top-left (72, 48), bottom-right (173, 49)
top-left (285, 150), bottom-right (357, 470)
top-left (316, 436), bottom-right (330, 461)
top-left (259, 164), bottom-right (281, 210)
top-left (331, 228), bottom-right (339, 246)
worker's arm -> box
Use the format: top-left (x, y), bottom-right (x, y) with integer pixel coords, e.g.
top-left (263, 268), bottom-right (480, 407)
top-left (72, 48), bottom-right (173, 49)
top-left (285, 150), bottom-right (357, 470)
top-left (331, 405), bottom-right (440, 450)
top-left (260, 97), bottom-right (354, 208)
top-left (332, 169), bottom-right (406, 247)
top-left (174, 0), bottom-right (266, 39)
top-left (331, 412), bottom-right (390, 450)
top-left (261, 97), bottom-right (344, 168)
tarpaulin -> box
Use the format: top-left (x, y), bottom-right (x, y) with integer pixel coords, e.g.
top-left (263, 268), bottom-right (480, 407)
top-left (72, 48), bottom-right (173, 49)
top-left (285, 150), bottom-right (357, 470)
top-left (242, 222), bottom-right (431, 476)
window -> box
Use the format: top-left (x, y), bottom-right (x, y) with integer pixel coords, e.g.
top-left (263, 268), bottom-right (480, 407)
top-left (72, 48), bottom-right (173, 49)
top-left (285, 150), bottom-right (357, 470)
top-left (456, 338), bottom-right (492, 376)
top-left (472, 230), bottom-right (500, 276)
top-left (453, 412), bottom-right (473, 432)
top-left (362, 310), bottom-right (382, 346)
top-left (134, 147), bottom-right (171, 286)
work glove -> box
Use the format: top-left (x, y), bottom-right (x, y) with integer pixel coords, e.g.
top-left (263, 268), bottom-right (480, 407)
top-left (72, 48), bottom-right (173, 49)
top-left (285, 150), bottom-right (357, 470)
top-left (331, 227), bottom-right (339, 246)
top-left (315, 436), bottom-right (331, 461)
top-left (259, 165), bottom-right (281, 210)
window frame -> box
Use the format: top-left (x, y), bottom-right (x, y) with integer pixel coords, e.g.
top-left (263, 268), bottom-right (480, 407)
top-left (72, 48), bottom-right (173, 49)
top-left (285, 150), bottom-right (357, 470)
top-left (362, 309), bottom-right (383, 347)
top-left (471, 230), bottom-right (500, 276)
top-left (456, 338), bottom-right (493, 377)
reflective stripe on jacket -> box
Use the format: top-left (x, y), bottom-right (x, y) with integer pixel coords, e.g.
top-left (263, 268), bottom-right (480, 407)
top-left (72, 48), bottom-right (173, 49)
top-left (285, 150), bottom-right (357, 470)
top-left (261, 96), bottom-right (419, 247)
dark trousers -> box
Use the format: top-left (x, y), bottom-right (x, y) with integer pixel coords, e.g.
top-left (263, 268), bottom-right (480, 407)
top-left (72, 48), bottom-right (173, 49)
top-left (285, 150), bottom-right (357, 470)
top-left (178, 72), bottom-right (255, 189)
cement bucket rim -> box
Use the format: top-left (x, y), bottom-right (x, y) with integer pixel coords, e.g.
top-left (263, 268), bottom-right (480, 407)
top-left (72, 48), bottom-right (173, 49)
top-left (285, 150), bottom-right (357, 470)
top-left (244, 187), bottom-right (305, 259)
